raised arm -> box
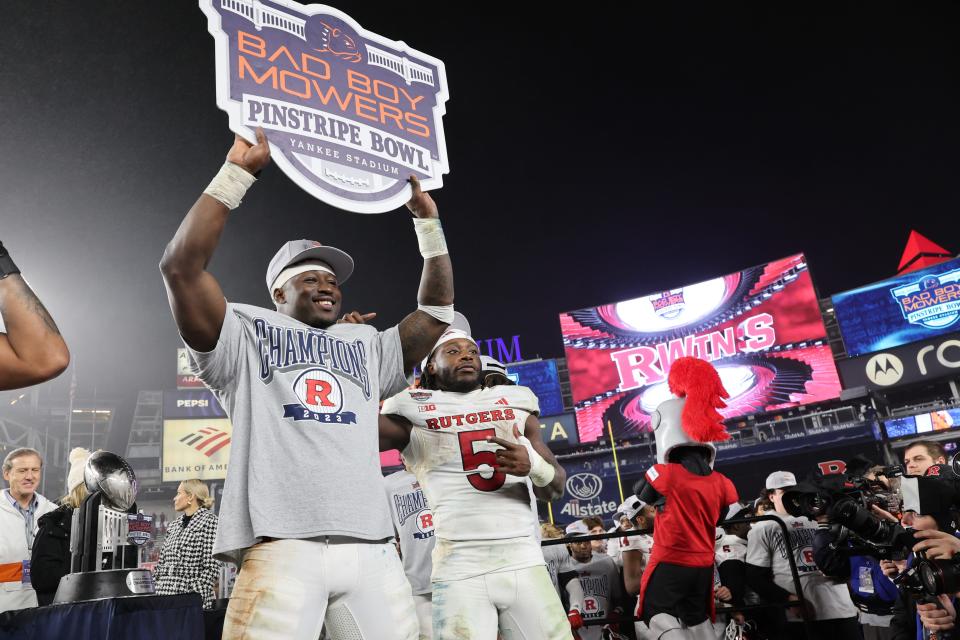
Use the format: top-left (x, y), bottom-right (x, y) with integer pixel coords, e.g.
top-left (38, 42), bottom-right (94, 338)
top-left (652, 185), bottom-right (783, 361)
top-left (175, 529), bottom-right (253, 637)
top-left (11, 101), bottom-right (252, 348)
top-left (397, 176), bottom-right (454, 373)
top-left (0, 244), bottom-right (69, 390)
top-left (159, 130), bottom-right (271, 351)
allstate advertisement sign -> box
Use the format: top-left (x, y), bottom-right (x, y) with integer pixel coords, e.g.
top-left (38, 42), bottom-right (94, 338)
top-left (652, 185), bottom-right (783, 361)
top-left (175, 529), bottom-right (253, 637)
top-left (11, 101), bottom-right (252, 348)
top-left (552, 470), bottom-right (623, 525)
top-left (201, 0), bottom-right (449, 213)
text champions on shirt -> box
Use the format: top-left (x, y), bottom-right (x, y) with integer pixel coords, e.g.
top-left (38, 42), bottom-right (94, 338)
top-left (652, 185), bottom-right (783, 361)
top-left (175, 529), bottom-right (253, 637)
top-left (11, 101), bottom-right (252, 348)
top-left (253, 318), bottom-right (372, 398)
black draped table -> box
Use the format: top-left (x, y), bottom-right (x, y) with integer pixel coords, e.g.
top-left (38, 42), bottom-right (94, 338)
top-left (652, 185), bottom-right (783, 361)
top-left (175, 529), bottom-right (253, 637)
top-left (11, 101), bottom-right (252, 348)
top-left (0, 593), bottom-right (204, 640)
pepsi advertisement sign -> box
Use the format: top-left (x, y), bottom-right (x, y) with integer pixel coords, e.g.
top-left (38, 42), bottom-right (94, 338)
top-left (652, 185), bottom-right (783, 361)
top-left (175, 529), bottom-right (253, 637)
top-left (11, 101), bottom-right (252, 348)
top-left (832, 256), bottom-right (960, 357)
top-left (561, 254), bottom-right (842, 442)
top-left (163, 390), bottom-right (228, 419)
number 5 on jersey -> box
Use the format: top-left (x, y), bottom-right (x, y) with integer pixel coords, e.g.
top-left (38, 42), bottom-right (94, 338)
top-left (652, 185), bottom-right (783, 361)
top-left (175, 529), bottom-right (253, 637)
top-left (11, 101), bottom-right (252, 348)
top-left (458, 429), bottom-right (506, 492)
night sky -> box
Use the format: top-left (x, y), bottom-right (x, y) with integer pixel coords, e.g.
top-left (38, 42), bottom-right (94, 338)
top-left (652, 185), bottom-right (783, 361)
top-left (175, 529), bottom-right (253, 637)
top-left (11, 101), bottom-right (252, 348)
top-left (0, 2), bottom-right (957, 446)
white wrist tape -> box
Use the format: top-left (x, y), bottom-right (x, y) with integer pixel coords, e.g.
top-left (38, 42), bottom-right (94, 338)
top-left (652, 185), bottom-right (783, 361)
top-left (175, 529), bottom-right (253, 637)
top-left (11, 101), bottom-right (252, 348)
top-left (517, 435), bottom-right (555, 487)
top-left (417, 304), bottom-right (455, 324)
top-left (204, 162), bottom-right (256, 210)
top-left (413, 218), bottom-right (448, 259)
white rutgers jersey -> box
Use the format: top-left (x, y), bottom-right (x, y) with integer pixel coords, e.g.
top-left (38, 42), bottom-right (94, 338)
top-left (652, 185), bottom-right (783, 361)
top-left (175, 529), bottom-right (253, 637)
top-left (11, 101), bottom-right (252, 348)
top-left (715, 533), bottom-right (747, 565)
top-left (381, 385), bottom-right (544, 582)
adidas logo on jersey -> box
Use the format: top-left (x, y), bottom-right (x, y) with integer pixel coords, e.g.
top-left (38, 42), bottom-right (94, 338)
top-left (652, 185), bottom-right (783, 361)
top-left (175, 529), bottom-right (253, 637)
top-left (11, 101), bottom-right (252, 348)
top-left (495, 397), bottom-right (509, 406)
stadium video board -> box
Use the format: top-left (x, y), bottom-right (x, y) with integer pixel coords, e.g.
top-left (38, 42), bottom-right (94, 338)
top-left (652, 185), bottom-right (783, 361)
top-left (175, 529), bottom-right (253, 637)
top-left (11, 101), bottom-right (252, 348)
top-left (560, 254), bottom-right (842, 442)
top-left (832, 256), bottom-right (960, 358)
top-left (505, 360), bottom-right (565, 417)
top-left (883, 407), bottom-right (960, 440)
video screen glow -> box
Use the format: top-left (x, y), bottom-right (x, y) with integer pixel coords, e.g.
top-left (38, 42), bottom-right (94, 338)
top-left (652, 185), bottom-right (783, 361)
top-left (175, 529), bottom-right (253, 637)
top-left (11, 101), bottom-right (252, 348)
top-left (561, 254), bottom-right (842, 442)
top-left (832, 256), bottom-right (960, 357)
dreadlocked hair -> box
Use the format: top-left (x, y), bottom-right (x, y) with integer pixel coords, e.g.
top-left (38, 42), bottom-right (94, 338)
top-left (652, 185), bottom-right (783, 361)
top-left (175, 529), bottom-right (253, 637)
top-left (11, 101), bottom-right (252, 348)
top-left (418, 364), bottom-right (440, 390)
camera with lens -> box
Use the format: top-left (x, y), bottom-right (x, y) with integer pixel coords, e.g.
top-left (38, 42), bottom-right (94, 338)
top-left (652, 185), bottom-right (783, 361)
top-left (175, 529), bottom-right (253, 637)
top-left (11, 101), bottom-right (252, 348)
top-left (785, 461), bottom-right (960, 596)
top-left (781, 467), bottom-right (914, 560)
top-left (893, 550), bottom-right (960, 599)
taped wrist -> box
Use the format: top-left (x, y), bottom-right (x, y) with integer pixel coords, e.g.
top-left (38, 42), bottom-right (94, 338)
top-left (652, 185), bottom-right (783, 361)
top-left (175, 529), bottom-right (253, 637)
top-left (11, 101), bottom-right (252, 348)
top-left (517, 435), bottom-right (556, 487)
top-left (0, 243), bottom-right (20, 279)
top-left (204, 162), bottom-right (256, 210)
top-left (417, 304), bottom-right (455, 324)
top-left (413, 218), bottom-right (447, 259)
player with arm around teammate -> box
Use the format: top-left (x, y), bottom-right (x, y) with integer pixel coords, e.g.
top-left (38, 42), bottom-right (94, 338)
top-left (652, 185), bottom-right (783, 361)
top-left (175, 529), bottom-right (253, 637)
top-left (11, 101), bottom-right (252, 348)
top-left (379, 328), bottom-right (573, 640)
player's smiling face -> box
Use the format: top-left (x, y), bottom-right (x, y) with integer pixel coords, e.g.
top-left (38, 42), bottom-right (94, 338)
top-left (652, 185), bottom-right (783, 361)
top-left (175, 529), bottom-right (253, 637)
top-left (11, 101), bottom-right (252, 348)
top-left (275, 270), bottom-right (342, 328)
top-left (428, 338), bottom-right (482, 392)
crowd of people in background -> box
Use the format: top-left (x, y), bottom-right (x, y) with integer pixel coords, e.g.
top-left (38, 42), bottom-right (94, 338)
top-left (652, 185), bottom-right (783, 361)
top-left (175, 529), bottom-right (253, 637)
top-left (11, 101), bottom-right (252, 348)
top-left (7, 431), bottom-right (960, 640)
top-left (539, 438), bottom-right (960, 640)
top-left (0, 445), bottom-right (221, 615)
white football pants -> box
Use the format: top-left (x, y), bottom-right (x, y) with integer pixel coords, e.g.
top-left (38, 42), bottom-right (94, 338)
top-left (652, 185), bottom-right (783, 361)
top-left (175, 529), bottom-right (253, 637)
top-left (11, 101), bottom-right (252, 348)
top-left (223, 538), bottom-right (418, 640)
top-left (432, 565), bottom-right (572, 640)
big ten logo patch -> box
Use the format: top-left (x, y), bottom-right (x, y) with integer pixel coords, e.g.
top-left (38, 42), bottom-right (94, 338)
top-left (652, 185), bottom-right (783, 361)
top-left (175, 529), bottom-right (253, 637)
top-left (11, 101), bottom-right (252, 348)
top-left (283, 368), bottom-right (357, 424)
top-left (418, 404), bottom-right (437, 413)
top-left (414, 511), bottom-right (435, 539)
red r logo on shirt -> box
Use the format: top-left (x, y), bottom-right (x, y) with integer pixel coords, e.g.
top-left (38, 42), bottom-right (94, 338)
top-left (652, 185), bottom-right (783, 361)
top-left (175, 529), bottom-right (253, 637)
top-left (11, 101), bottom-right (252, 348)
top-left (306, 379), bottom-right (335, 407)
top-left (419, 513), bottom-right (433, 529)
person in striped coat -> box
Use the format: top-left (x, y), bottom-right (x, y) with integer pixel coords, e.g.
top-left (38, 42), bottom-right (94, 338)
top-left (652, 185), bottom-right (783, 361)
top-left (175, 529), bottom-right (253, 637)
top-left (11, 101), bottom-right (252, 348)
top-left (153, 479), bottom-right (220, 609)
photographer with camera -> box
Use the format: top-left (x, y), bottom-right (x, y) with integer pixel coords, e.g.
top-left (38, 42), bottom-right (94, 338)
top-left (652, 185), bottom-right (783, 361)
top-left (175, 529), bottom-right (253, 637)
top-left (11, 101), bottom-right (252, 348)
top-left (878, 469), bottom-right (960, 640)
top-left (812, 463), bottom-right (900, 639)
top-left (745, 471), bottom-right (859, 640)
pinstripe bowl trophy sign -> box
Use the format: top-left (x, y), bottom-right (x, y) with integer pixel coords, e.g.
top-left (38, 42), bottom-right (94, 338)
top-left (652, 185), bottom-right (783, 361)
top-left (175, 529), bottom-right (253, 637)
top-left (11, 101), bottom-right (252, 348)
top-left (201, 0), bottom-right (450, 213)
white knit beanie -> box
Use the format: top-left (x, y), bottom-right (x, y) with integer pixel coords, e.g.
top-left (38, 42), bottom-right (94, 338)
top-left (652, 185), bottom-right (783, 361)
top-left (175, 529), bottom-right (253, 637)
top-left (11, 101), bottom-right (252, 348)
top-left (67, 447), bottom-right (91, 492)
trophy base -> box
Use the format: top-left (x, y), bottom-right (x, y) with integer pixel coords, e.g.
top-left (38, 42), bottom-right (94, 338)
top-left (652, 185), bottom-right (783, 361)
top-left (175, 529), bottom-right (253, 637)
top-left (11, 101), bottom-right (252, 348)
top-left (52, 568), bottom-right (156, 604)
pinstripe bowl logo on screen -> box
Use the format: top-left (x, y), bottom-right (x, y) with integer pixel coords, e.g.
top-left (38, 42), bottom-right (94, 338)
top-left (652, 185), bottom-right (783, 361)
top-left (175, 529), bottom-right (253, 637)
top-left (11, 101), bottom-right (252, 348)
top-left (891, 268), bottom-right (960, 330)
top-left (201, 0), bottom-right (450, 213)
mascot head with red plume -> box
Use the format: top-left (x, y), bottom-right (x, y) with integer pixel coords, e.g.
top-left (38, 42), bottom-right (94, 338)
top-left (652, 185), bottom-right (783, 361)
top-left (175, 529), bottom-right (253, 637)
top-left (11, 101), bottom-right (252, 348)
top-left (651, 357), bottom-right (731, 467)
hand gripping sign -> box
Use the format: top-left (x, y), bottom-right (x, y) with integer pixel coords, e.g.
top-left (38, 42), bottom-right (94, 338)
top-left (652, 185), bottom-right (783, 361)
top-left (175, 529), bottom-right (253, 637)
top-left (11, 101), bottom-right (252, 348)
top-left (201, 0), bottom-right (450, 213)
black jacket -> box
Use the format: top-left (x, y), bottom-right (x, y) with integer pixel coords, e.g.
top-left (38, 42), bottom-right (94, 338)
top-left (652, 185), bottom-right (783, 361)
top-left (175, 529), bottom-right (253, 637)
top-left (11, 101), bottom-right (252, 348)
top-left (30, 504), bottom-right (73, 606)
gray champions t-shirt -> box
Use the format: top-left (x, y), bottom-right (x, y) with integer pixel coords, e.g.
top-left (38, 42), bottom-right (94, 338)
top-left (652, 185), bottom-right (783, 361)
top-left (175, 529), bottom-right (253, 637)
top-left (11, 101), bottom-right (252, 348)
top-left (186, 302), bottom-right (411, 562)
top-left (384, 470), bottom-right (435, 595)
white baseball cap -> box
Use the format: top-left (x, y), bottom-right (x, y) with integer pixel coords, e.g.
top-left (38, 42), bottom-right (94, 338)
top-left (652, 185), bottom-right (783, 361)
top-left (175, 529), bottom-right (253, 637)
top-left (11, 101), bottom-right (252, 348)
top-left (765, 471), bottom-right (797, 490)
top-left (266, 240), bottom-right (354, 293)
top-left (616, 495), bottom-right (647, 523)
top-left (565, 520), bottom-right (591, 538)
top-left (725, 502), bottom-right (746, 520)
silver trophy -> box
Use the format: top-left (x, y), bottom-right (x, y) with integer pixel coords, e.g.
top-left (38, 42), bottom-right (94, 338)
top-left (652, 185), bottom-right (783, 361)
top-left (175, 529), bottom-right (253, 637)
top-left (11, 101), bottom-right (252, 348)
top-left (53, 451), bottom-right (156, 603)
